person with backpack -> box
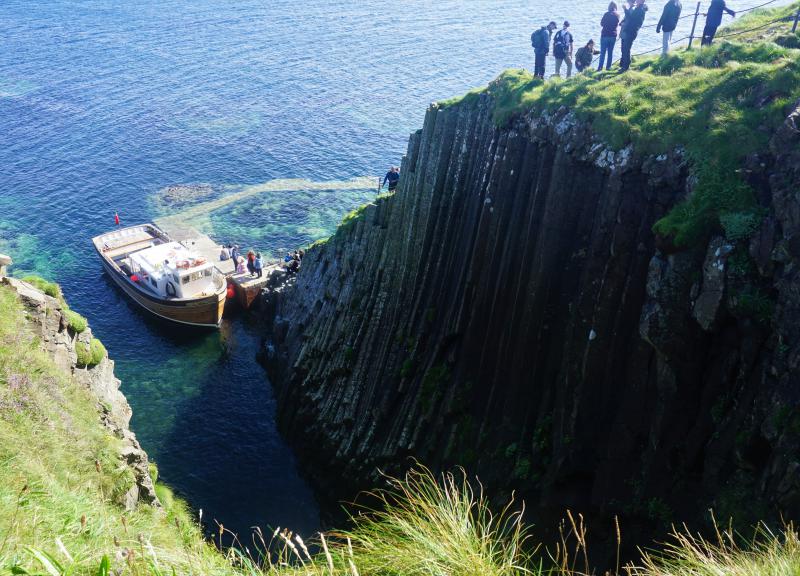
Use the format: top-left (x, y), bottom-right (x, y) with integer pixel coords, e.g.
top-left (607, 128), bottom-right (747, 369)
top-left (656, 0), bottom-right (682, 54)
top-left (531, 21), bottom-right (558, 78)
top-left (598, 2), bottom-right (621, 71)
top-left (553, 21), bottom-right (574, 78)
top-left (575, 40), bottom-right (596, 73)
top-left (619, 0), bottom-right (648, 72)
top-left (531, 21), bottom-right (558, 79)
top-left (701, 0), bottom-right (735, 45)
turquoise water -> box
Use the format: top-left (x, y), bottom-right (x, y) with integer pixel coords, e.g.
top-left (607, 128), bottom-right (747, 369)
top-left (0, 0), bottom-right (786, 540)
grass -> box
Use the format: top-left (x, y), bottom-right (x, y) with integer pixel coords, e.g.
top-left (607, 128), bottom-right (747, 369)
top-left (75, 337), bottom-right (107, 368)
top-left (20, 274), bottom-right (88, 333)
top-left (0, 278), bottom-right (798, 576)
top-left (439, 4), bottom-right (800, 247)
top-left (629, 521), bottom-right (800, 576)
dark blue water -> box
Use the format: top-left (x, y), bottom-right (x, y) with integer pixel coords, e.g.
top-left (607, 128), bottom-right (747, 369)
top-left (1, 0), bottom-right (786, 540)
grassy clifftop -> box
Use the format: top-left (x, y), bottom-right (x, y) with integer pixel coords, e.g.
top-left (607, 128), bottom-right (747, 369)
top-left (441, 3), bottom-right (800, 248)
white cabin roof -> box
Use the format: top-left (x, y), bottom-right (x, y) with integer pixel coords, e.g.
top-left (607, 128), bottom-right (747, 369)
top-left (129, 241), bottom-right (211, 279)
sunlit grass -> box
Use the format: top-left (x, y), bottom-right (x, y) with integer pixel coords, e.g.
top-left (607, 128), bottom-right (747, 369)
top-left (438, 3), bottom-right (800, 247)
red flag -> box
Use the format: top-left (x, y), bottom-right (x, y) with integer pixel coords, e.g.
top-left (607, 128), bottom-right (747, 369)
top-left (114, 212), bottom-right (120, 225)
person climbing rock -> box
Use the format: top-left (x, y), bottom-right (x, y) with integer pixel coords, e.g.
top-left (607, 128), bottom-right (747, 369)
top-left (701, 0), bottom-right (735, 45)
top-left (619, 0), bottom-right (648, 72)
top-left (382, 166), bottom-right (400, 192)
top-left (656, 0), bottom-right (682, 54)
top-left (575, 40), bottom-right (597, 72)
top-left (531, 21), bottom-right (558, 78)
top-left (553, 21), bottom-right (574, 78)
top-left (598, 2), bottom-right (620, 71)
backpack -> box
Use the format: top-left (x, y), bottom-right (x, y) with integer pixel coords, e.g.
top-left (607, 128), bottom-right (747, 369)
top-left (553, 30), bottom-right (570, 59)
top-left (531, 28), bottom-right (549, 51)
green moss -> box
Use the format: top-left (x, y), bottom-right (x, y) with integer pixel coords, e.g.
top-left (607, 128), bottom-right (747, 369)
top-left (20, 275), bottom-right (62, 300)
top-left (420, 363), bottom-right (450, 411)
top-left (733, 287), bottom-right (775, 324)
top-left (75, 337), bottom-right (107, 367)
top-left (64, 309), bottom-right (88, 334)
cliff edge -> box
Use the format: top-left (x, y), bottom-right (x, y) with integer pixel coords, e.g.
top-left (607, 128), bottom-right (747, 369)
top-left (266, 11), bottom-right (800, 537)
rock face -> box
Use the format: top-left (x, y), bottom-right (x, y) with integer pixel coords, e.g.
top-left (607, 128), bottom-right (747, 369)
top-left (2, 276), bottom-right (159, 510)
top-left (266, 94), bottom-right (800, 534)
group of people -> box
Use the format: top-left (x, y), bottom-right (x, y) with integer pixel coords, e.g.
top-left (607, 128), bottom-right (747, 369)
top-left (531, 0), bottom-right (736, 77)
top-left (219, 244), bottom-right (264, 278)
top-left (284, 250), bottom-right (304, 274)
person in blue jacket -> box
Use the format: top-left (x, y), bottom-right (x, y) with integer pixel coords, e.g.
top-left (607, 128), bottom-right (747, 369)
top-left (701, 0), bottom-right (735, 45)
top-left (382, 166), bottom-right (400, 192)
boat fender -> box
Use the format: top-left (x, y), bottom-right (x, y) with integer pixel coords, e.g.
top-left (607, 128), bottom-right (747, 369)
top-left (226, 284), bottom-right (235, 299)
top-left (166, 281), bottom-right (177, 297)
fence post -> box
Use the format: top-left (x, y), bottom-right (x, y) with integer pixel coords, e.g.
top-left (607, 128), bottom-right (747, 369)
top-left (793, 6), bottom-right (800, 33)
top-left (688, 1), bottom-right (701, 48)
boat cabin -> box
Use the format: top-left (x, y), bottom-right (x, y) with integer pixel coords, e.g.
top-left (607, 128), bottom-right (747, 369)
top-left (126, 241), bottom-right (218, 299)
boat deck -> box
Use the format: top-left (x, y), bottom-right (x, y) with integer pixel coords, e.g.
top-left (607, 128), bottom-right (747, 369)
top-left (155, 219), bottom-right (274, 309)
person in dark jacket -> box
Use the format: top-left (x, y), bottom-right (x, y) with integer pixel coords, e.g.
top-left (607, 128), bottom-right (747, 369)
top-left (575, 40), bottom-right (596, 72)
top-left (598, 2), bottom-right (621, 71)
top-left (701, 0), bottom-right (735, 45)
top-left (619, 0), bottom-right (648, 72)
top-left (531, 21), bottom-right (558, 78)
top-left (382, 166), bottom-right (400, 191)
top-left (656, 0), bottom-right (682, 54)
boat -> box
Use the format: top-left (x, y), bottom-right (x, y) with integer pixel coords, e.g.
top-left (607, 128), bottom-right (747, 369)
top-left (92, 223), bottom-right (227, 327)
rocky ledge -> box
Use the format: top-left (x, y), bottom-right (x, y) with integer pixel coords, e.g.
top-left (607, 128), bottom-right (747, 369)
top-left (1, 272), bottom-right (159, 511)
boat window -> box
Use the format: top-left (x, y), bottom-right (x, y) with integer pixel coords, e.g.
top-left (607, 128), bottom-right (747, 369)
top-left (150, 277), bottom-right (158, 288)
top-left (173, 274), bottom-right (180, 283)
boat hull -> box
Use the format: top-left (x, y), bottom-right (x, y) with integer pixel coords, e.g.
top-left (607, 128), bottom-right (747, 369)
top-left (93, 226), bottom-right (226, 328)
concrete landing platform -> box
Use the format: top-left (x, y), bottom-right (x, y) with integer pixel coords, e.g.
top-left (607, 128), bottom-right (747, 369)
top-left (156, 219), bottom-right (275, 309)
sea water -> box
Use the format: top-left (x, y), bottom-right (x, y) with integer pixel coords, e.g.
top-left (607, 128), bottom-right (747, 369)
top-left (0, 0), bottom-right (785, 540)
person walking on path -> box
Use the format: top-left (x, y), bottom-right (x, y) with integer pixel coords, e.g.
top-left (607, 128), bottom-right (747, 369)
top-left (382, 166), bottom-right (400, 192)
top-left (598, 2), bottom-right (621, 71)
top-left (531, 21), bottom-right (558, 78)
top-left (575, 40), bottom-right (597, 72)
top-left (656, 0), bottom-right (682, 54)
top-left (701, 0), bottom-right (735, 45)
top-left (619, 0), bottom-right (648, 72)
top-left (553, 21), bottom-right (574, 78)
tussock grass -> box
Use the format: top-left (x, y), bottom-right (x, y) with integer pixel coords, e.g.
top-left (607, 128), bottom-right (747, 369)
top-left (75, 337), bottom-right (107, 367)
top-left (628, 522), bottom-right (800, 576)
top-left (335, 467), bottom-right (533, 576)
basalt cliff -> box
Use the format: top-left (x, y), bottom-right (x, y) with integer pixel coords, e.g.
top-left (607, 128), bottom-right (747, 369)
top-left (265, 66), bottom-right (800, 534)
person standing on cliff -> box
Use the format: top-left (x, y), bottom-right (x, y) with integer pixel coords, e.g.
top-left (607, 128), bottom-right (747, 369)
top-left (619, 0), bottom-right (648, 72)
top-left (552, 21), bottom-right (574, 78)
top-left (382, 166), bottom-right (400, 192)
top-left (656, 0), bottom-right (682, 54)
top-left (701, 0), bottom-right (735, 45)
top-left (598, 3), bottom-right (621, 71)
top-left (531, 21), bottom-right (557, 79)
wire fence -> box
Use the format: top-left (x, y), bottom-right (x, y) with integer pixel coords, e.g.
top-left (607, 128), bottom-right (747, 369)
top-left (577, 0), bottom-right (797, 71)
